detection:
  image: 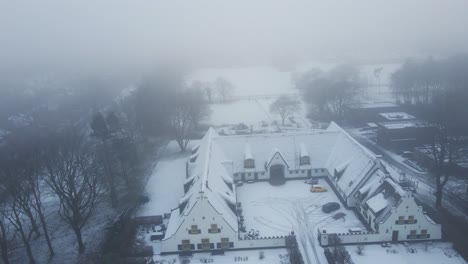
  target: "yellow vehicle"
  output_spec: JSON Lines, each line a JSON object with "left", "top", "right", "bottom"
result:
{"left": 310, "top": 185, "right": 327, "bottom": 192}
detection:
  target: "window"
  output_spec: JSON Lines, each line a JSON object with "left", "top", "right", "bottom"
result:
{"left": 321, "top": 169, "right": 325, "bottom": 172}
{"left": 247, "top": 173, "right": 251, "bottom": 176}
{"left": 200, "top": 238, "right": 211, "bottom": 250}
{"left": 300, "top": 156, "right": 310, "bottom": 165}
{"left": 261, "top": 172, "right": 265, "bottom": 175}
{"left": 295, "top": 170, "right": 299, "bottom": 174}
{"left": 244, "top": 159, "right": 255, "bottom": 168}
{"left": 219, "top": 238, "right": 232, "bottom": 249}
{"left": 407, "top": 215, "right": 415, "bottom": 224}
{"left": 420, "top": 229, "right": 428, "bottom": 239}
{"left": 396, "top": 216, "right": 405, "bottom": 225}
{"left": 209, "top": 224, "right": 220, "bottom": 233}
{"left": 301, "top": 170, "right": 305, "bottom": 173}
{"left": 189, "top": 225, "right": 201, "bottom": 234}
{"left": 409, "top": 230, "right": 417, "bottom": 239}
{"left": 181, "top": 240, "right": 192, "bottom": 251}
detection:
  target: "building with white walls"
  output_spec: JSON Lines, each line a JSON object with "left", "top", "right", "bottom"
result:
{"left": 161, "top": 122, "right": 441, "bottom": 254}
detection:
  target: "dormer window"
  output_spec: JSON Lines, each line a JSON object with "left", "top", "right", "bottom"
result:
{"left": 300, "top": 156, "right": 310, "bottom": 165}
{"left": 299, "top": 143, "right": 310, "bottom": 166}
{"left": 189, "top": 225, "right": 201, "bottom": 234}
{"left": 244, "top": 144, "right": 254, "bottom": 168}
{"left": 244, "top": 159, "right": 255, "bottom": 168}
{"left": 209, "top": 224, "right": 221, "bottom": 233}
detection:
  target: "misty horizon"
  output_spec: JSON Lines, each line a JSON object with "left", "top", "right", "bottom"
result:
{"left": 1, "top": 0, "right": 468, "bottom": 73}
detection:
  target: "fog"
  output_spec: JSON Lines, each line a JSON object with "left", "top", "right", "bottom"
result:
{"left": 2, "top": 0, "right": 468, "bottom": 72}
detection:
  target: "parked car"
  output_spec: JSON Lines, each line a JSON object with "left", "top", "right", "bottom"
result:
{"left": 401, "top": 151, "right": 414, "bottom": 159}
{"left": 305, "top": 179, "right": 319, "bottom": 185}
{"left": 348, "top": 227, "right": 362, "bottom": 233}
{"left": 310, "top": 185, "right": 327, "bottom": 192}
{"left": 322, "top": 202, "right": 340, "bottom": 213}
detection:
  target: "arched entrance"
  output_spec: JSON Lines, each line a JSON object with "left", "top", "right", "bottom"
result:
{"left": 269, "top": 164, "right": 285, "bottom": 185}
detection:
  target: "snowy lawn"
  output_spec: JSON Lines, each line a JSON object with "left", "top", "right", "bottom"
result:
{"left": 138, "top": 140, "right": 200, "bottom": 217}
{"left": 210, "top": 99, "right": 274, "bottom": 127}
{"left": 347, "top": 242, "right": 467, "bottom": 264}
{"left": 154, "top": 248, "right": 289, "bottom": 264}
{"left": 236, "top": 180, "right": 365, "bottom": 238}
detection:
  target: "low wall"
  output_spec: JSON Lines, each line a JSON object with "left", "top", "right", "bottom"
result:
{"left": 318, "top": 230, "right": 389, "bottom": 246}
{"left": 236, "top": 236, "right": 286, "bottom": 249}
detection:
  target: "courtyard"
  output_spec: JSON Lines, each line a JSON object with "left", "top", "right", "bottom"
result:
{"left": 236, "top": 179, "right": 365, "bottom": 238}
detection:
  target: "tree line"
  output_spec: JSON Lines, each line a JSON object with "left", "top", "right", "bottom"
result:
{"left": 0, "top": 71, "right": 210, "bottom": 263}
{"left": 391, "top": 55, "right": 468, "bottom": 207}
{"left": 295, "top": 65, "right": 362, "bottom": 121}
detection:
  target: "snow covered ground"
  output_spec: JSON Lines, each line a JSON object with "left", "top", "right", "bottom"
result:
{"left": 137, "top": 140, "right": 200, "bottom": 217}
{"left": 236, "top": 180, "right": 365, "bottom": 238}
{"left": 347, "top": 242, "right": 467, "bottom": 264}
{"left": 209, "top": 97, "right": 311, "bottom": 131}
{"left": 189, "top": 63, "right": 399, "bottom": 99}
{"left": 193, "top": 63, "right": 399, "bottom": 130}
{"left": 210, "top": 99, "right": 274, "bottom": 127}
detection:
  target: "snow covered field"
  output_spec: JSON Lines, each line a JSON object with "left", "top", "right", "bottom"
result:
{"left": 209, "top": 97, "right": 311, "bottom": 132}
{"left": 138, "top": 140, "right": 200, "bottom": 217}
{"left": 236, "top": 180, "right": 365, "bottom": 238}
{"left": 210, "top": 99, "right": 274, "bottom": 127}
{"left": 193, "top": 63, "right": 400, "bottom": 129}
{"left": 347, "top": 242, "right": 467, "bottom": 264}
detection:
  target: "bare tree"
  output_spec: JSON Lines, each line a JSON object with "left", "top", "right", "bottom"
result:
{"left": 4, "top": 127, "right": 55, "bottom": 257}
{"left": 90, "top": 112, "right": 118, "bottom": 208}
{"left": 43, "top": 128, "right": 103, "bottom": 253}
{"left": 0, "top": 217, "right": 10, "bottom": 264}
{"left": 214, "top": 77, "right": 234, "bottom": 102}
{"left": 298, "top": 65, "right": 361, "bottom": 120}
{"left": 170, "top": 88, "right": 210, "bottom": 152}
{"left": 0, "top": 138, "right": 42, "bottom": 264}
{"left": 420, "top": 90, "right": 463, "bottom": 207}
{"left": 270, "top": 95, "right": 301, "bottom": 126}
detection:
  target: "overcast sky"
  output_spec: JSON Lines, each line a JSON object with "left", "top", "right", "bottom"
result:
{"left": 1, "top": 0, "right": 468, "bottom": 71}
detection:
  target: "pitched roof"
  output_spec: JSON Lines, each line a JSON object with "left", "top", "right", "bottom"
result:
{"left": 165, "top": 128, "right": 238, "bottom": 239}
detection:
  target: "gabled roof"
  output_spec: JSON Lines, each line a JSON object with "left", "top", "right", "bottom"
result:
{"left": 325, "top": 127, "right": 379, "bottom": 197}
{"left": 266, "top": 147, "right": 290, "bottom": 168}
{"left": 165, "top": 128, "right": 238, "bottom": 240}
{"left": 362, "top": 176, "right": 408, "bottom": 223}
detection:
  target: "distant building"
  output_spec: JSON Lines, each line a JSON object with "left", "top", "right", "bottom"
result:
{"left": 161, "top": 123, "right": 441, "bottom": 254}
{"left": 346, "top": 102, "right": 401, "bottom": 125}
{"left": 376, "top": 120, "right": 436, "bottom": 150}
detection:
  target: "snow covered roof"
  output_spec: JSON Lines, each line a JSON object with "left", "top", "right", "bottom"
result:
{"left": 165, "top": 127, "right": 238, "bottom": 239}
{"left": 166, "top": 122, "right": 400, "bottom": 239}
{"left": 366, "top": 193, "right": 387, "bottom": 214}
{"left": 379, "top": 112, "right": 415, "bottom": 121}
{"left": 244, "top": 143, "right": 253, "bottom": 160}
{"left": 324, "top": 123, "right": 380, "bottom": 197}
{"left": 299, "top": 143, "right": 309, "bottom": 157}
{"left": 213, "top": 130, "right": 338, "bottom": 172}
{"left": 361, "top": 175, "right": 407, "bottom": 223}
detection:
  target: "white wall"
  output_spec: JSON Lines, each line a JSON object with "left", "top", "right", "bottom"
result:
{"left": 319, "top": 197, "right": 442, "bottom": 246}
{"left": 236, "top": 237, "right": 286, "bottom": 248}
{"left": 379, "top": 197, "right": 442, "bottom": 241}
{"left": 161, "top": 198, "right": 238, "bottom": 253}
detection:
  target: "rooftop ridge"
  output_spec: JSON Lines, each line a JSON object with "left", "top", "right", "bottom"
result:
{"left": 329, "top": 122, "right": 378, "bottom": 162}
{"left": 200, "top": 128, "right": 217, "bottom": 193}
